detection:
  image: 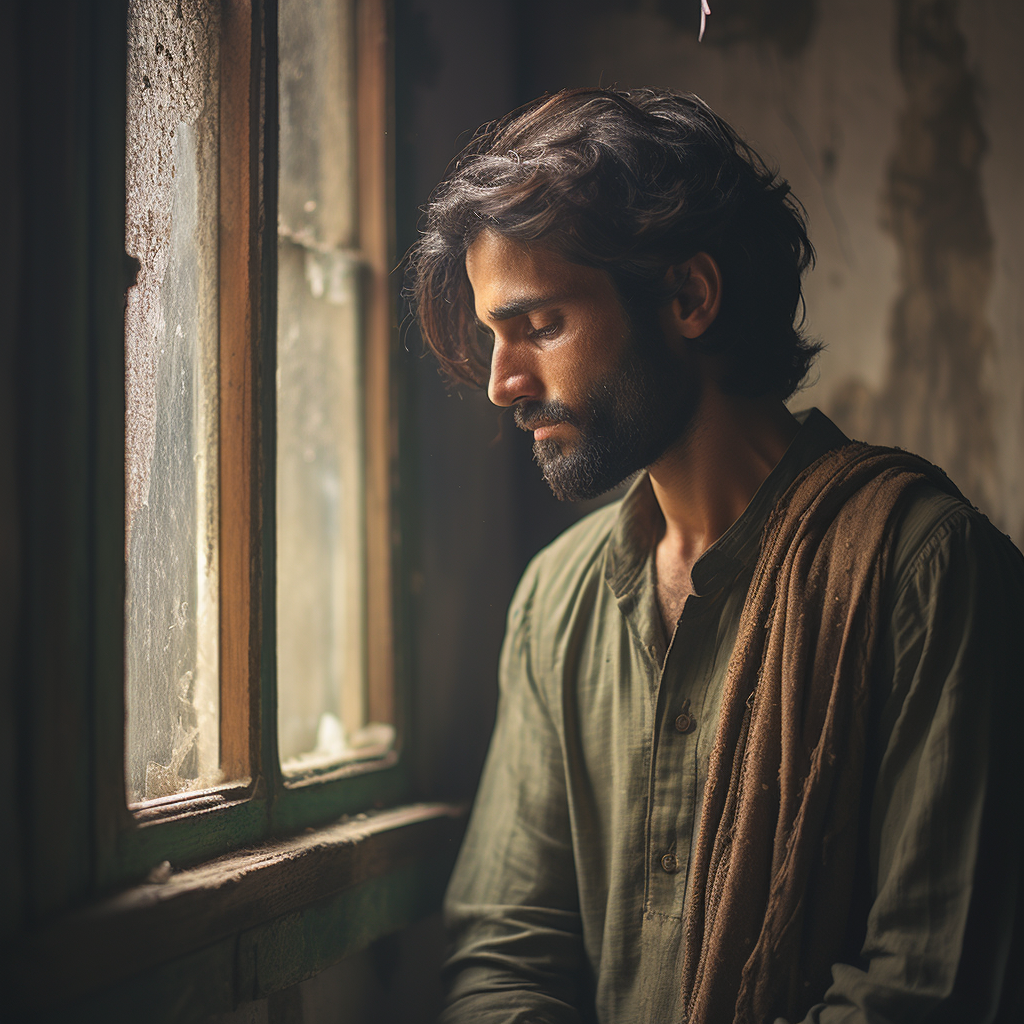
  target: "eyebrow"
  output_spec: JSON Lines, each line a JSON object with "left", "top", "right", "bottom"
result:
{"left": 482, "top": 293, "right": 569, "bottom": 323}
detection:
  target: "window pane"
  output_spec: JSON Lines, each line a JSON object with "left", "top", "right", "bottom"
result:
{"left": 124, "top": 0, "right": 221, "bottom": 805}
{"left": 277, "top": 0, "right": 392, "bottom": 774}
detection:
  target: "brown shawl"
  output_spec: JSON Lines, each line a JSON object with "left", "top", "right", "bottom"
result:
{"left": 680, "top": 443, "right": 965, "bottom": 1024}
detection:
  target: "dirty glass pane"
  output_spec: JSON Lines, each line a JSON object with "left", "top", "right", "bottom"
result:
{"left": 124, "top": 0, "right": 221, "bottom": 805}
{"left": 276, "top": 0, "right": 392, "bottom": 774}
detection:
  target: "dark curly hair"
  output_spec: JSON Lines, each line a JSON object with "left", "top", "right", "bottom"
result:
{"left": 406, "top": 87, "right": 821, "bottom": 400}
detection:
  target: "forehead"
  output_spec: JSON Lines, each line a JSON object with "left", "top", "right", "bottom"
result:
{"left": 465, "top": 229, "right": 615, "bottom": 320}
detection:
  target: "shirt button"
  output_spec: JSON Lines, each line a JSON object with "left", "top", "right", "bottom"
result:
{"left": 660, "top": 852, "right": 678, "bottom": 874}
{"left": 674, "top": 699, "right": 695, "bottom": 733}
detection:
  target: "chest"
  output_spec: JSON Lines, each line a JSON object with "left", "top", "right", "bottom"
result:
{"left": 655, "top": 542, "right": 698, "bottom": 636}
{"left": 556, "top": 574, "right": 751, "bottom": 932}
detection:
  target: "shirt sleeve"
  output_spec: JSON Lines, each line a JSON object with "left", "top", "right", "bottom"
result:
{"left": 439, "top": 563, "right": 591, "bottom": 1024}
{"left": 791, "top": 502, "right": 1024, "bottom": 1023}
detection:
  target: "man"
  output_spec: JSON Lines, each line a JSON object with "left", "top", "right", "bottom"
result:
{"left": 407, "top": 88, "right": 1024, "bottom": 1023}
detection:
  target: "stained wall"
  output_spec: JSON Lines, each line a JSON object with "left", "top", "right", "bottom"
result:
{"left": 523, "top": 0, "right": 1024, "bottom": 543}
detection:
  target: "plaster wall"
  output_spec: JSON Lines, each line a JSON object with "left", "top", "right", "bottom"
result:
{"left": 527, "top": 0, "right": 1024, "bottom": 542}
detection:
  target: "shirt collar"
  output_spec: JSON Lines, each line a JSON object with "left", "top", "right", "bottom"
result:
{"left": 604, "top": 408, "right": 850, "bottom": 601}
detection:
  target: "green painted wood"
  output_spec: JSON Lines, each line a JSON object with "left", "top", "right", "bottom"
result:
{"left": 24, "top": 830, "right": 458, "bottom": 1023}
{"left": 270, "top": 758, "right": 407, "bottom": 834}
{"left": 99, "top": 745, "right": 412, "bottom": 889}
{"left": 108, "top": 796, "right": 271, "bottom": 886}
{"left": 237, "top": 854, "right": 454, "bottom": 1001}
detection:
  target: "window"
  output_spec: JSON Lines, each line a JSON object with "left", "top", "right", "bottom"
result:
{"left": 10, "top": 0, "right": 457, "bottom": 1015}
{"left": 124, "top": 0, "right": 224, "bottom": 805}
{"left": 275, "top": 0, "right": 395, "bottom": 777}
{"left": 122, "top": 0, "right": 399, "bottom": 825}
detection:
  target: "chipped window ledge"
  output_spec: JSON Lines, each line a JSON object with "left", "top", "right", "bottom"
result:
{"left": 7, "top": 802, "right": 466, "bottom": 1016}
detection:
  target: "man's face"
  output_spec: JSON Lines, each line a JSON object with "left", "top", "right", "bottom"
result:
{"left": 465, "top": 230, "right": 702, "bottom": 501}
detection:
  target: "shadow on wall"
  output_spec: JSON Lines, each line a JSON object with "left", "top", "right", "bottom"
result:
{"left": 874, "top": 0, "right": 995, "bottom": 515}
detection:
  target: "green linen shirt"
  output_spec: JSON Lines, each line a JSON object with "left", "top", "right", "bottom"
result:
{"left": 440, "top": 408, "right": 1024, "bottom": 1024}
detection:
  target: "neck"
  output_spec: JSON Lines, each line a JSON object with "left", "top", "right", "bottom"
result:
{"left": 648, "top": 386, "right": 800, "bottom": 565}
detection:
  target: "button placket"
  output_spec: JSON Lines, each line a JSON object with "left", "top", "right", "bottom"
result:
{"left": 645, "top": 587, "right": 720, "bottom": 916}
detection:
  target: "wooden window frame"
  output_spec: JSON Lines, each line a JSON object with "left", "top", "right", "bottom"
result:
{"left": 8, "top": 1, "right": 464, "bottom": 1017}
{"left": 219, "top": 0, "right": 261, "bottom": 794}
{"left": 99, "top": 0, "right": 409, "bottom": 883}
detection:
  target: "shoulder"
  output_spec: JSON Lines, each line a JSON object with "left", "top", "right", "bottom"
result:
{"left": 880, "top": 483, "right": 1024, "bottom": 700}
{"left": 889, "top": 482, "right": 1022, "bottom": 600}
{"left": 505, "top": 497, "right": 625, "bottom": 660}
{"left": 873, "top": 481, "right": 1024, "bottom": 766}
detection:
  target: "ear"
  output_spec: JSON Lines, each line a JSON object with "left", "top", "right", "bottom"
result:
{"left": 664, "top": 252, "right": 722, "bottom": 340}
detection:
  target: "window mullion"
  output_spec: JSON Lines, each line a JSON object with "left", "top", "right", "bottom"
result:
{"left": 219, "top": 0, "right": 261, "bottom": 786}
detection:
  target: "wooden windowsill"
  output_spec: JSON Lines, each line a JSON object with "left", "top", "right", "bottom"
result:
{"left": 8, "top": 802, "right": 466, "bottom": 1015}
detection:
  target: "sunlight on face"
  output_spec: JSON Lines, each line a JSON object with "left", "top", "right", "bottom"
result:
{"left": 466, "top": 230, "right": 702, "bottom": 500}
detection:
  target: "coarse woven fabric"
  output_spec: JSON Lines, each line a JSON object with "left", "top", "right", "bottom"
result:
{"left": 682, "top": 444, "right": 967, "bottom": 1022}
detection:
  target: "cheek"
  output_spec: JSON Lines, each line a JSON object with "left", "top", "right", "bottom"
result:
{"left": 563, "top": 316, "right": 630, "bottom": 381}
{"left": 556, "top": 358, "right": 588, "bottom": 399}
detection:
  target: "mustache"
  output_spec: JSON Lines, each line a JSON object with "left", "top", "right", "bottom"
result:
{"left": 513, "top": 399, "right": 583, "bottom": 432}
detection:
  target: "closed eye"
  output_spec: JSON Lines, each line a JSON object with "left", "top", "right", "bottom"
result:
{"left": 527, "top": 321, "right": 560, "bottom": 340}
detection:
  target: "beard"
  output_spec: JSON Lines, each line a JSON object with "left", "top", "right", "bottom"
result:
{"left": 514, "top": 324, "right": 702, "bottom": 502}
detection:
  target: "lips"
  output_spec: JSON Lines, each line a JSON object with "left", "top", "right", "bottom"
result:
{"left": 514, "top": 410, "right": 556, "bottom": 433}
{"left": 519, "top": 417, "right": 568, "bottom": 442}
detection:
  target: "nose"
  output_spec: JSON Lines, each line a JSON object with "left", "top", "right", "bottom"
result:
{"left": 487, "top": 335, "right": 541, "bottom": 408}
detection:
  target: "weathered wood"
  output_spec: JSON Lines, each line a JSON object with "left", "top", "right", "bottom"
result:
{"left": 8, "top": 802, "right": 465, "bottom": 1010}
{"left": 236, "top": 857, "right": 450, "bottom": 1001}
{"left": 116, "top": 787, "right": 268, "bottom": 880}
{"left": 358, "top": 0, "right": 397, "bottom": 730}
{"left": 219, "top": 0, "right": 261, "bottom": 782}
{"left": 269, "top": 751, "right": 406, "bottom": 834}
{"left": 51, "top": 860, "right": 453, "bottom": 1024}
